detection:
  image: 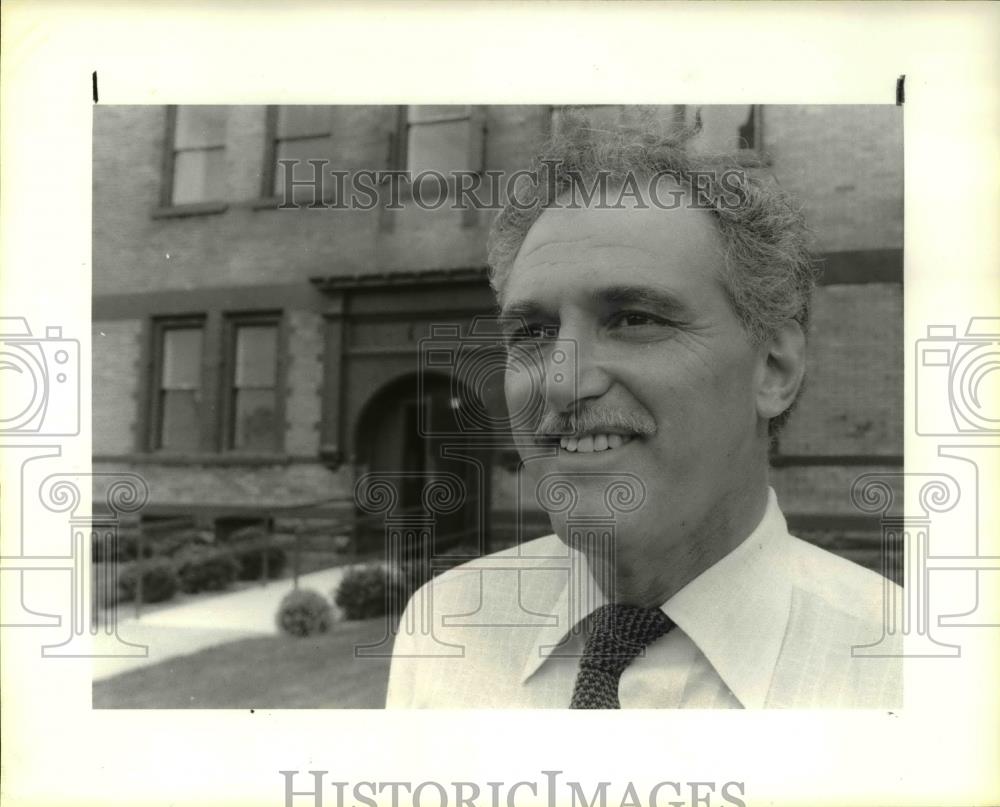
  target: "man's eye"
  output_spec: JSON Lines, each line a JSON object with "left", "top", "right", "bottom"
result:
{"left": 506, "top": 323, "right": 555, "bottom": 344}
{"left": 610, "top": 311, "right": 668, "bottom": 328}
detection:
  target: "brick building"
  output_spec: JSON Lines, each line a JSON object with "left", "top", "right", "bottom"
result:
{"left": 92, "top": 105, "right": 903, "bottom": 570}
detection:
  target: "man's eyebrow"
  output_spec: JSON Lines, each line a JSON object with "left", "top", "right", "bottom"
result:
{"left": 498, "top": 285, "right": 693, "bottom": 323}
{"left": 498, "top": 300, "right": 552, "bottom": 321}
{"left": 596, "top": 285, "right": 693, "bottom": 318}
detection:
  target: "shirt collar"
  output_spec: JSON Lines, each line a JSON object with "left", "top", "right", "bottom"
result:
{"left": 521, "top": 488, "right": 794, "bottom": 708}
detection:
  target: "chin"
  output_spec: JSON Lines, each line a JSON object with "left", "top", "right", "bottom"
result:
{"left": 548, "top": 509, "right": 657, "bottom": 563}
{"left": 550, "top": 525, "right": 662, "bottom": 607}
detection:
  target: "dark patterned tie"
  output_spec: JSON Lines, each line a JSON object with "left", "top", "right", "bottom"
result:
{"left": 569, "top": 603, "right": 675, "bottom": 709}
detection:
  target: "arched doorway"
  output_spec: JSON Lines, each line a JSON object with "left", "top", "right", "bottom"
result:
{"left": 354, "top": 372, "right": 491, "bottom": 557}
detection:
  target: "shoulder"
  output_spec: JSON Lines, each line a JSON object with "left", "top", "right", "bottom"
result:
{"left": 784, "top": 533, "right": 896, "bottom": 626}
{"left": 768, "top": 535, "right": 902, "bottom": 707}
{"left": 404, "top": 533, "right": 566, "bottom": 614}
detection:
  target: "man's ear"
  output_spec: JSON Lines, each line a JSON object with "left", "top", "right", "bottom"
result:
{"left": 755, "top": 320, "right": 806, "bottom": 422}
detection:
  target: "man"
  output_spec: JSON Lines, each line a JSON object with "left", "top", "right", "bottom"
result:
{"left": 386, "top": 115, "right": 901, "bottom": 709}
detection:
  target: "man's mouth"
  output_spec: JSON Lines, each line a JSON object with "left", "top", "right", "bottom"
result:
{"left": 532, "top": 405, "right": 655, "bottom": 454}
{"left": 555, "top": 433, "right": 637, "bottom": 453}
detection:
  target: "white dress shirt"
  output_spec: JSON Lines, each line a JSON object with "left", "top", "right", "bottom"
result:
{"left": 385, "top": 489, "right": 902, "bottom": 708}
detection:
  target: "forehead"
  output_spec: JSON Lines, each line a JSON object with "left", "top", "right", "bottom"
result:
{"left": 504, "top": 194, "right": 727, "bottom": 307}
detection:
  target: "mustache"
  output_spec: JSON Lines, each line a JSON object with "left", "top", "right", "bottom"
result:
{"left": 535, "top": 404, "right": 657, "bottom": 438}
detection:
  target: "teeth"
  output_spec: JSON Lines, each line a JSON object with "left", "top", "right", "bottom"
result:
{"left": 559, "top": 433, "right": 633, "bottom": 453}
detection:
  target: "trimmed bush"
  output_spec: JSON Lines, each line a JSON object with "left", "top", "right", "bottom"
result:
{"left": 218, "top": 519, "right": 270, "bottom": 544}
{"left": 175, "top": 547, "right": 241, "bottom": 594}
{"left": 117, "top": 559, "right": 179, "bottom": 604}
{"left": 92, "top": 529, "right": 152, "bottom": 563}
{"left": 276, "top": 588, "right": 332, "bottom": 637}
{"left": 149, "top": 528, "right": 206, "bottom": 558}
{"left": 92, "top": 527, "right": 205, "bottom": 563}
{"left": 334, "top": 564, "right": 409, "bottom": 621}
{"left": 236, "top": 546, "right": 287, "bottom": 581}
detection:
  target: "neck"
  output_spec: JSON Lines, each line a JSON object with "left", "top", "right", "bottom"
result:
{"left": 584, "top": 479, "right": 771, "bottom": 609}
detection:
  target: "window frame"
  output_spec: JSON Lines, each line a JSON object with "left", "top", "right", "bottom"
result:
{"left": 157, "top": 105, "right": 229, "bottom": 217}
{"left": 221, "top": 311, "right": 286, "bottom": 454}
{"left": 145, "top": 310, "right": 288, "bottom": 457}
{"left": 260, "top": 106, "right": 335, "bottom": 202}
{"left": 392, "top": 105, "right": 487, "bottom": 177}
{"left": 148, "top": 315, "right": 207, "bottom": 453}
{"left": 379, "top": 105, "right": 487, "bottom": 230}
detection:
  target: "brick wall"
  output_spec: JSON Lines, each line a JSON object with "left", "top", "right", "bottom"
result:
{"left": 94, "top": 105, "right": 903, "bottom": 293}
{"left": 92, "top": 104, "right": 903, "bottom": 545}
{"left": 765, "top": 105, "right": 904, "bottom": 253}
{"left": 92, "top": 460, "right": 352, "bottom": 510}
{"left": 92, "top": 107, "right": 164, "bottom": 295}
{"left": 780, "top": 283, "right": 903, "bottom": 457}
{"left": 770, "top": 465, "right": 902, "bottom": 518}
{"left": 284, "top": 310, "right": 324, "bottom": 456}
{"left": 92, "top": 319, "right": 142, "bottom": 455}
{"left": 93, "top": 106, "right": 392, "bottom": 296}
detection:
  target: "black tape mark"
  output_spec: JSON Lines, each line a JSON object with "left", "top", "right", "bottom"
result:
{"left": 92, "top": 71, "right": 99, "bottom": 104}
{"left": 896, "top": 74, "right": 905, "bottom": 106}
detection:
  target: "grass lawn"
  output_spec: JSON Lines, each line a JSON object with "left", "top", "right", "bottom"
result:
{"left": 93, "top": 617, "right": 394, "bottom": 709}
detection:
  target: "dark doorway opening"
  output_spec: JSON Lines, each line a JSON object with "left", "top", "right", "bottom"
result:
{"left": 354, "top": 373, "right": 491, "bottom": 560}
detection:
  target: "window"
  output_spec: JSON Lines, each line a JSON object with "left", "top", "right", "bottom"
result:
{"left": 153, "top": 322, "right": 204, "bottom": 451}
{"left": 167, "top": 106, "right": 227, "bottom": 205}
{"left": 269, "top": 106, "right": 333, "bottom": 198}
{"left": 400, "top": 105, "right": 484, "bottom": 174}
{"left": 148, "top": 313, "right": 286, "bottom": 456}
{"left": 226, "top": 318, "right": 280, "bottom": 451}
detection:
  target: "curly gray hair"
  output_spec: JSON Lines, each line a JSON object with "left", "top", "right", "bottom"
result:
{"left": 487, "top": 111, "right": 817, "bottom": 344}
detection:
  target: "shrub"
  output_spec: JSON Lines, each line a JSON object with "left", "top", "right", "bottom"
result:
{"left": 148, "top": 528, "right": 206, "bottom": 558}
{"left": 334, "top": 564, "right": 409, "bottom": 621}
{"left": 218, "top": 520, "right": 271, "bottom": 545}
{"left": 92, "top": 527, "right": 205, "bottom": 563}
{"left": 276, "top": 588, "right": 332, "bottom": 637}
{"left": 236, "top": 546, "right": 287, "bottom": 581}
{"left": 93, "top": 529, "right": 152, "bottom": 563}
{"left": 175, "top": 547, "right": 241, "bottom": 594}
{"left": 117, "top": 559, "right": 179, "bottom": 604}
{"left": 93, "top": 572, "right": 118, "bottom": 610}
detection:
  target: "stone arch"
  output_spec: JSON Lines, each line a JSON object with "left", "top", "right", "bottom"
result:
{"left": 352, "top": 370, "right": 494, "bottom": 554}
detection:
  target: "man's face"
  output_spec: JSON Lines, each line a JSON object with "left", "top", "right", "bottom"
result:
{"left": 501, "top": 193, "right": 770, "bottom": 601}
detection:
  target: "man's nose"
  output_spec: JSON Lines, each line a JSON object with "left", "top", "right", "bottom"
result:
{"left": 543, "top": 333, "right": 612, "bottom": 414}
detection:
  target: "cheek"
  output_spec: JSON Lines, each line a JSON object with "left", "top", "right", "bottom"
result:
{"left": 715, "top": 349, "right": 761, "bottom": 408}
{"left": 637, "top": 351, "right": 757, "bottom": 437}
{"left": 504, "top": 362, "right": 544, "bottom": 433}
{"left": 694, "top": 356, "right": 762, "bottom": 447}
{"left": 504, "top": 364, "right": 530, "bottom": 412}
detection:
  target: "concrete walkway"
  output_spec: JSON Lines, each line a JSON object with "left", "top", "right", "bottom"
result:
{"left": 92, "top": 566, "right": 350, "bottom": 681}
